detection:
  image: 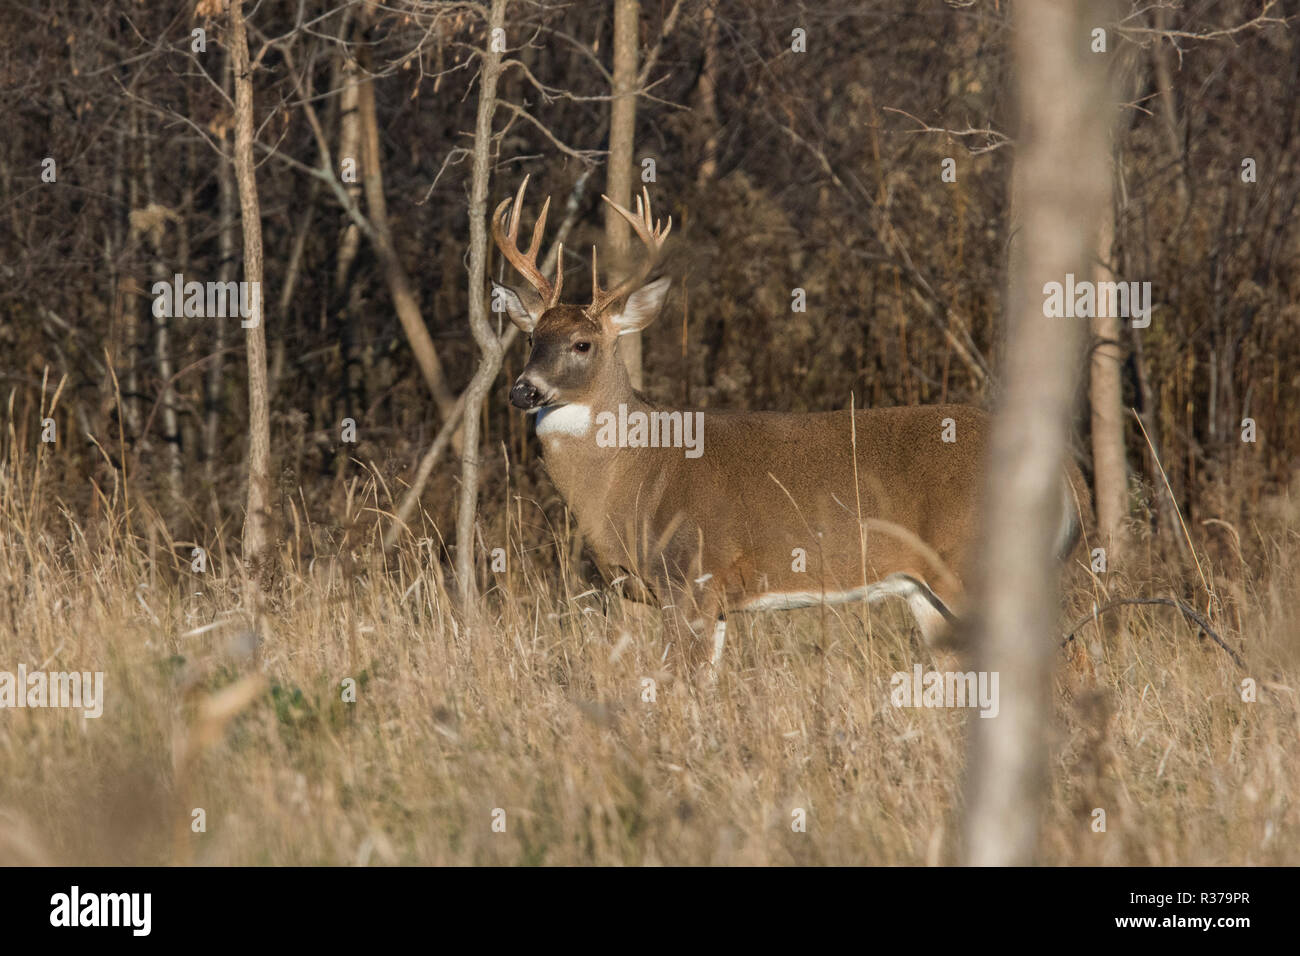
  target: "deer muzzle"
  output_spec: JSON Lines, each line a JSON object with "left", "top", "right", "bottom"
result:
{"left": 510, "top": 377, "right": 544, "bottom": 410}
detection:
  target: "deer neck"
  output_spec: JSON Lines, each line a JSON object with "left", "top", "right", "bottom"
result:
{"left": 536, "top": 349, "right": 647, "bottom": 440}
{"left": 534, "top": 348, "right": 656, "bottom": 491}
{"left": 533, "top": 354, "right": 659, "bottom": 553}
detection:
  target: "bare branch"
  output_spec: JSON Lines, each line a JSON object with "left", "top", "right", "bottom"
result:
{"left": 496, "top": 101, "right": 606, "bottom": 165}
{"left": 882, "top": 107, "right": 1012, "bottom": 155}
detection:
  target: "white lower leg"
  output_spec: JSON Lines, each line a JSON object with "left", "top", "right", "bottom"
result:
{"left": 710, "top": 618, "right": 727, "bottom": 667}
{"left": 907, "top": 595, "right": 952, "bottom": 645}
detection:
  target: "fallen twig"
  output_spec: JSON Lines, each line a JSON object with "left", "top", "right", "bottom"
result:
{"left": 1062, "top": 597, "right": 1244, "bottom": 669}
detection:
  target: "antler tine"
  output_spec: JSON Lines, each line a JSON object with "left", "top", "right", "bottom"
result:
{"left": 603, "top": 188, "right": 672, "bottom": 252}
{"left": 643, "top": 186, "right": 673, "bottom": 244}
{"left": 589, "top": 188, "right": 672, "bottom": 316}
{"left": 490, "top": 176, "right": 562, "bottom": 309}
{"left": 590, "top": 245, "right": 602, "bottom": 303}
{"left": 528, "top": 196, "right": 550, "bottom": 260}
{"left": 506, "top": 176, "right": 528, "bottom": 238}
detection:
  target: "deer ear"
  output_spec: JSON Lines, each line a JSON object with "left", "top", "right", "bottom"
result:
{"left": 609, "top": 276, "right": 671, "bottom": 335}
{"left": 492, "top": 280, "right": 540, "bottom": 333}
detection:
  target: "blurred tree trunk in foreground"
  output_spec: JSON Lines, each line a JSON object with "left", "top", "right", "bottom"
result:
{"left": 963, "top": 0, "right": 1114, "bottom": 865}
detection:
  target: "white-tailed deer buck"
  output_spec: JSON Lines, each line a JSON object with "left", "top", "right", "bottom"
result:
{"left": 491, "top": 178, "right": 1089, "bottom": 675}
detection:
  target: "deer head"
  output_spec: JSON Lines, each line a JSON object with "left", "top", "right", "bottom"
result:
{"left": 491, "top": 177, "right": 672, "bottom": 411}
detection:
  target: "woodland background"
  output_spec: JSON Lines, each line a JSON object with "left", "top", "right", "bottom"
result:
{"left": 3, "top": 0, "right": 1296, "bottom": 565}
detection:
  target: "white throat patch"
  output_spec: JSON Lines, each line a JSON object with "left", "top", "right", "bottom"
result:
{"left": 535, "top": 404, "right": 592, "bottom": 438}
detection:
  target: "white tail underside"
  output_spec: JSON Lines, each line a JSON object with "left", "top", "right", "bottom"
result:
{"left": 739, "top": 573, "right": 952, "bottom": 642}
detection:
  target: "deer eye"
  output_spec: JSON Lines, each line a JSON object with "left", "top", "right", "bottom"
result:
{"left": 573, "top": 341, "right": 591, "bottom": 353}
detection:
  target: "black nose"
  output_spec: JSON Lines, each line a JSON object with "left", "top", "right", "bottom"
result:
{"left": 510, "top": 379, "right": 542, "bottom": 409}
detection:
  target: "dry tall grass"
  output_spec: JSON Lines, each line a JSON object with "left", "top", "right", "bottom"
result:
{"left": 1, "top": 429, "right": 1297, "bottom": 865}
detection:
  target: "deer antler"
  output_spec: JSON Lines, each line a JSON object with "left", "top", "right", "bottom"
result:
{"left": 589, "top": 186, "right": 672, "bottom": 316}
{"left": 491, "top": 175, "right": 563, "bottom": 310}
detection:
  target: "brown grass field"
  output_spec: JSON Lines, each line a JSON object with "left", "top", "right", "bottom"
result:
{"left": 1, "top": 423, "right": 1297, "bottom": 868}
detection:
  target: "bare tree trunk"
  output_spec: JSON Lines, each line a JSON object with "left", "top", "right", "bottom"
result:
{"left": 139, "top": 119, "right": 183, "bottom": 515}
{"left": 1150, "top": 4, "right": 1188, "bottom": 207}
{"left": 205, "top": 52, "right": 235, "bottom": 490}
{"left": 695, "top": 0, "right": 720, "bottom": 187}
{"left": 606, "top": 0, "right": 642, "bottom": 387}
{"left": 124, "top": 111, "right": 142, "bottom": 440}
{"left": 357, "top": 60, "right": 459, "bottom": 422}
{"left": 963, "top": 0, "right": 1113, "bottom": 866}
{"left": 230, "top": 0, "right": 274, "bottom": 582}
{"left": 106, "top": 123, "right": 131, "bottom": 445}
{"left": 337, "top": 54, "right": 366, "bottom": 419}
{"left": 154, "top": 228, "right": 182, "bottom": 512}
{"left": 271, "top": 182, "right": 315, "bottom": 399}
{"left": 335, "top": 55, "right": 363, "bottom": 300}
{"left": 1090, "top": 191, "right": 1128, "bottom": 555}
{"left": 454, "top": 0, "right": 508, "bottom": 611}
